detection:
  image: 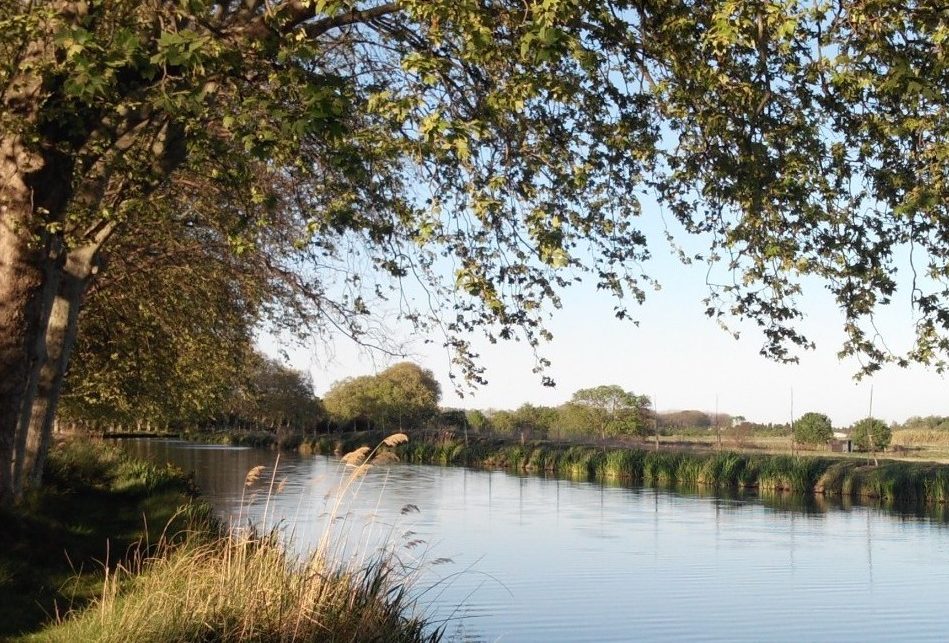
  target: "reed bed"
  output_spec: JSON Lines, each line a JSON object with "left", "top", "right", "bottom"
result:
{"left": 892, "top": 429, "right": 949, "bottom": 447}
{"left": 299, "top": 433, "right": 949, "bottom": 507}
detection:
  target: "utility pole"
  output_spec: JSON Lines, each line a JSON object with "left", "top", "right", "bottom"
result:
{"left": 715, "top": 394, "right": 721, "bottom": 451}
{"left": 790, "top": 387, "right": 796, "bottom": 456}
{"left": 653, "top": 395, "right": 659, "bottom": 452}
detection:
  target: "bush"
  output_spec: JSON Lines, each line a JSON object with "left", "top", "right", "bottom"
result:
{"left": 851, "top": 417, "right": 892, "bottom": 451}
{"left": 793, "top": 412, "right": 833, "bottom": 446}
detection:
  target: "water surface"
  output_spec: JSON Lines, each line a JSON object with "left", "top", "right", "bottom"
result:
{"left": 125, "top": 439, "right": 949, "bottom": 641}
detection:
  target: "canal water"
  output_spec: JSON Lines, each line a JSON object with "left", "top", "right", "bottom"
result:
{"left": 124, "top": 439, "right": 949, "bottom": 641}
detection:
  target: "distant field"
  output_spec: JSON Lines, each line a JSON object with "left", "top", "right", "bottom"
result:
{"left": 653, "top": 431, "right": 949, "bottom": 465}
{"left": 892, "top": 429, "right": 949, "bottom": 447}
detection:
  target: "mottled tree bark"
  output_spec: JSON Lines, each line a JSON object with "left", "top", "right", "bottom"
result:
{"left": 0, "top": 134, "right": 66, "bottom": 504}
{"left": 0, "top": 22, "right": 72, "bottom": 505}
{"left": 19, "top": 247, "right": 98, "bottom": 493}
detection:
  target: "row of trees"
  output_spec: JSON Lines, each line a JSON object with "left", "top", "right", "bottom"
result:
{"left": 60, "top": 347, "right": 327, "bottom": 434}
{"left": 897, "top": 416, "right": 949, "bottom": 433}
{"left": 658, "top": 411, "right": 733, "bottom": 431}
{"left": 316, "top": 377, "right": 655, "bottom": 440}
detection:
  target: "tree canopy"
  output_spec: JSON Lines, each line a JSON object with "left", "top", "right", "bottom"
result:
{"left": 323, "top": 362, "right": 440, "bottom": 430}
{"left": 570, "top": 385, "right": 651, "bottom": 439}
{"left": 220, "top": 353, "right": 326, "bottom": 432}
{"left": 793, "top": 412, "right": 834, "bottom": 446}
{"left": 851, "top": 417, "right": 893, "bottom": 452}
{"left": 1, "top": 0, "right": 947, "bottom": 502}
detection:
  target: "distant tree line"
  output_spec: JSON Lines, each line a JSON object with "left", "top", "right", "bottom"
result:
{"left": 58, "top": 339, "right": 903, "bottom": 454}
{"left": 455, "top": 386, "right": 652, "bottom": 442}
{"left": 897, "top": 416, "right": 949, "bottom": 432}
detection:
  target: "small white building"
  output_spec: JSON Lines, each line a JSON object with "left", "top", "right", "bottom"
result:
{"left": 830, "top": 431, "right": 852, "bottom": 453}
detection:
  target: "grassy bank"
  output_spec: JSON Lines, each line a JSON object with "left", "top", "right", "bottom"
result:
{"left": 294, "top": 432, "right": 949, "bottom": 507}
{"left": 180, "top": 428, "right": 305, "bottom": 450}
{"left": 3, "top": 438, "right": 438, "bottom": 642}
{"left": 0, "top": 439, "right": 200, "bottom": 638}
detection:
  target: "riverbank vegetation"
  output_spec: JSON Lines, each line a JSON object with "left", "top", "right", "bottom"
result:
{"left": 294, "top": 431, "right": 949, "bottom": 508}
{"left": 0, "top": 439, "right": 200, "bottom": 637}
{"left": 2, "top": 438, "right": 438, "bottom": 642}
{"left": 161, "top": 363, "right": 949, "bottom": 466}
{"left": 38, "top": 529, "right": 435, "bottom": 643}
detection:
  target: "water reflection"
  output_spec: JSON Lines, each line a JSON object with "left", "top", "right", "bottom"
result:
{"left": 125, "top": 439, "right": 949, "bottom": 642}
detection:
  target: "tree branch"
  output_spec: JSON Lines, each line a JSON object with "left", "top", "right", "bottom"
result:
{"left": 241, "top": 1, "right": 401, "bottom": 40}
{"left": 302, "top": 2, "right": 401, "bottom": 39}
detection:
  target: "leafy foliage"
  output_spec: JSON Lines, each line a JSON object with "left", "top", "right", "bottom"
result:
{"left": 323, "top": 362, "right": 441, "bottom": 430}
{"left": 6, "top": 0, "right": 947, "bottom": 389}
{"left": 793, "top": 412, "right": 834, "bottom": 446}
{"left": 221, "top": 353, "right": 326, "bottom": 431}
{"left": 59, "top": 211, "right": 263, "bottom": 426}
{"left": 570, "top": 385, "right": 651, "bottom": 439}
{"left": 851, "top": 417, "right": 893, "bottom": 452}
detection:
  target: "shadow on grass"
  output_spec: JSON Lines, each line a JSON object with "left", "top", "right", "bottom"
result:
{"left": 0, "top": 441, "right": 199, "bottom": 639}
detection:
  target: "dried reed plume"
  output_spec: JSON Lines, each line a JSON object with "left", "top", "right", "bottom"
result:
{"left": 383, "top": 432, "right": 409, "bottom": 447}
{"left": 244, "top": 465, "right": 265, "bottom": 486}
{"left": 340, "top": 446, "right": 371, "bottom": 466}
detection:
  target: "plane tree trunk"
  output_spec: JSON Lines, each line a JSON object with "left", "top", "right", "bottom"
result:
{"left": 18, "top": 245, "right": 100, "bottom": 494}
{"left": 0, "top": 137, "right": 68, "bottom": 505}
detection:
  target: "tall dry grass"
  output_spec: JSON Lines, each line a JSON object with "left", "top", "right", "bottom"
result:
{"left": 892, "top": 429, "right": 949, "bottom": 447}
{"left": 40, "top": 433, "right": 440, "bottom": 643}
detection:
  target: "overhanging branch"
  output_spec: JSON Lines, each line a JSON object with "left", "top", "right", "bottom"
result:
{"left": 241, "top": 1, "right": 401, "bottom": 40}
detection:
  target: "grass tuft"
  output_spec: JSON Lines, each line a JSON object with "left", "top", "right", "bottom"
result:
{"left": 40, "top": 526, "right": 438, "bottom": 643}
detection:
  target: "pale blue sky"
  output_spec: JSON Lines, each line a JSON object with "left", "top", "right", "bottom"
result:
{"left": 260, "top": 197, "right": 949, "bottom": 428}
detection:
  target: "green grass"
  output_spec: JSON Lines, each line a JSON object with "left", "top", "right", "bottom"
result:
{"left": 599, "top": 449, "right": 645, "bottom": 481}
{"left": 0, "top": 439, "right": 203, "bottom": 638}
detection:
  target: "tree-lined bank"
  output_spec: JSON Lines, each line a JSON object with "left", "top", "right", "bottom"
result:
{"left": 4, "top": 0, "right": 948, "bottom": 505}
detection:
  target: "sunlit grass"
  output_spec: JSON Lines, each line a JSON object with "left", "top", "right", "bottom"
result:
{"left": 38, "top": 527, "right": 435, "bottom": 643}
{"left": 892, "top": 429, "right": 949, "bottom": 448}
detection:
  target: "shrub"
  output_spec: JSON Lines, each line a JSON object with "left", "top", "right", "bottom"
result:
{"left": 44, "top": 440, "right": 125, "bottom": 488}
{"left": 793, "top": 412, "right": 833, "bottom": 446}
{"left": 851, "top": 418, "right": 892, "bottom": 451}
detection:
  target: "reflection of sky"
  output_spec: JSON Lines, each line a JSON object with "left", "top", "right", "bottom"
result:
{"left": 129, "top": 439, "right": 949, "bottom": 642}
{"left": 258, "top": 187, "right": 948, "bottom": 426}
